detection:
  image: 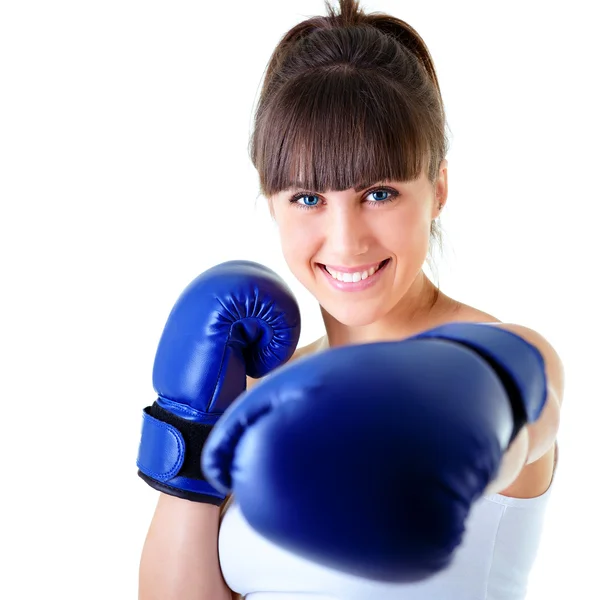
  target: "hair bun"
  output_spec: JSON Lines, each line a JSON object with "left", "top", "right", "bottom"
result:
{"left": 324, "top": 0, "right": 366, "bottom": 26}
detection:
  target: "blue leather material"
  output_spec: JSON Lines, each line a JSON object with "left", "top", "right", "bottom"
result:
{"left": 410, "top": 322, "right": 547, "bottom": 422}
{"left": 152, "top": 260, "right": 301, "bottom": 420}
{"left": 136, "top": 408, "right": 185, "bottom": 481}
{"left": 202, "top": 324, "right": 547, "bottom": 582}
{"left": 155, "top": 396, "right": 221, "bottom": 426}
{"left": 137, "top": 260, "right": 301, "bottom": 501}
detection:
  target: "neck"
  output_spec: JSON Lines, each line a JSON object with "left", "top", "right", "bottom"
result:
{"left": 320, "top": 270, "right": 446, "bottom": 348}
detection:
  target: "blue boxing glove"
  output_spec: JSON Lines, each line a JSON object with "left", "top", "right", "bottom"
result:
{"left": 201, "top": 322, "right": 546, "bottom": 578}
{"left": 136, "top": 260, "right": 301, "bottom": 505}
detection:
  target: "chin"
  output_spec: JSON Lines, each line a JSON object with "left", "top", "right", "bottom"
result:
{"left": 319, "top": 298, "right": 390, "bottom": 328}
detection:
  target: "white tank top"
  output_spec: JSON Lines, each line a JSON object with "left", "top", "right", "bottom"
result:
{"left": 219, "top": 454, "right": 557, "bottom": 600}
{"left": 218, "top": 336, "right": 558, "bottom": 599}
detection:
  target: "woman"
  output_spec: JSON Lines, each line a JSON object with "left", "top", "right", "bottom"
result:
{"left": 137, "top": 1, "right": 564, "bottom": 598}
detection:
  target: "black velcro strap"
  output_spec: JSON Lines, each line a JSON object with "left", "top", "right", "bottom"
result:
{"left": 147, "top": 401, "right": 214, "bottom": 481}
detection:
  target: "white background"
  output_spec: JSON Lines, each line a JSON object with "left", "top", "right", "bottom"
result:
{"left": 1, "top": 1, "right": 598, "bottom": 598}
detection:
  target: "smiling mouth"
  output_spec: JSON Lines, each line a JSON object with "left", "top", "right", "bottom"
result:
{"left": 317, "top": 258, "right": 390, "bottom": 283}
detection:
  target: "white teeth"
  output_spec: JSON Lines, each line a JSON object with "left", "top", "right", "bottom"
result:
{"left": 325, "top": 263, "right": 383, "bottom": 282}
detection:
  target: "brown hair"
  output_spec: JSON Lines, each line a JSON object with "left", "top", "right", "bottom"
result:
{"left": 249, "top": 0, "right": 449, "bottom": 293}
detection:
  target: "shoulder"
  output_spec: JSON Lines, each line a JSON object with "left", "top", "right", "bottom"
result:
{"left": 448, "top": 302, "right": 564, "bottom": 425}
{"left": 440, "top": 302, "right": 565, "bottom": 406}
{"left": 485, "top": 322, "right": 565, "bottom": 404}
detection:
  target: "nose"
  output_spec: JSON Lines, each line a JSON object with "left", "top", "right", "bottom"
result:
{"left": 325, "top": 205, "right": 370, "bottom": 258}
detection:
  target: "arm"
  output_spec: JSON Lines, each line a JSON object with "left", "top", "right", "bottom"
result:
{"left": 483, "top": 323, "right": 564, "bottom": 495}
{"left": 139, "top": 373, "right": 265, "bottom": 599}
{"left": 201, "top": 323, "right": 550, "bottom": 582}
{"left": 140, "top": 373, "right": 290, "bottom": 599}
{"left": 139, "top": 494, "right": 232, "bottom": 600}
{"left": 491, "top": 323, "right": 564, "bottom": 464}
{"left": 136, "top": 261, "right": 301, "bottom": 598}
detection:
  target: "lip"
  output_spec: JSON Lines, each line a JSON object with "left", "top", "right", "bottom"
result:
{"left": 318, "top": 259, "right": 390, "bottom": 292}
{"left": 320, "top": 260, "right": 384, "bottom": 273}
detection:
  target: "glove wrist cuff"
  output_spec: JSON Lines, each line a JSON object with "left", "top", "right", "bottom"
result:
{"left": 136, "top": 401, "right": 225, "bottom": 504}
{"left": 137, "top": 471, "right": 225, "bottom": 506}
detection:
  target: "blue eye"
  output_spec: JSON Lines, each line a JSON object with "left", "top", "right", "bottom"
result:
{"left": 298, "top": 195, "right": 320, "bottom": 207}
{"left": 369, "top": 190, "right": 391, "bottom": 202}
{"left": 364, "top": 188, "right": 400, "bottom": 205}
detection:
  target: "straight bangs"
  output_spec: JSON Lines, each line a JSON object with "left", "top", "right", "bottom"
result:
{"left": 252, "top": 67, "right": 435, "bottom": 198}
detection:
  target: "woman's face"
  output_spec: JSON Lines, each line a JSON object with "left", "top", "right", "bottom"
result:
{"left": 268, "top": 160, "right": 448, "bottom": 327}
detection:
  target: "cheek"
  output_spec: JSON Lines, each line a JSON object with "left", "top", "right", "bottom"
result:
{"left": 277, "top": 219, "right": 319, "bottom": 271}
{"left": 377, "top": 207, "right": 431, "bottom": 256}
